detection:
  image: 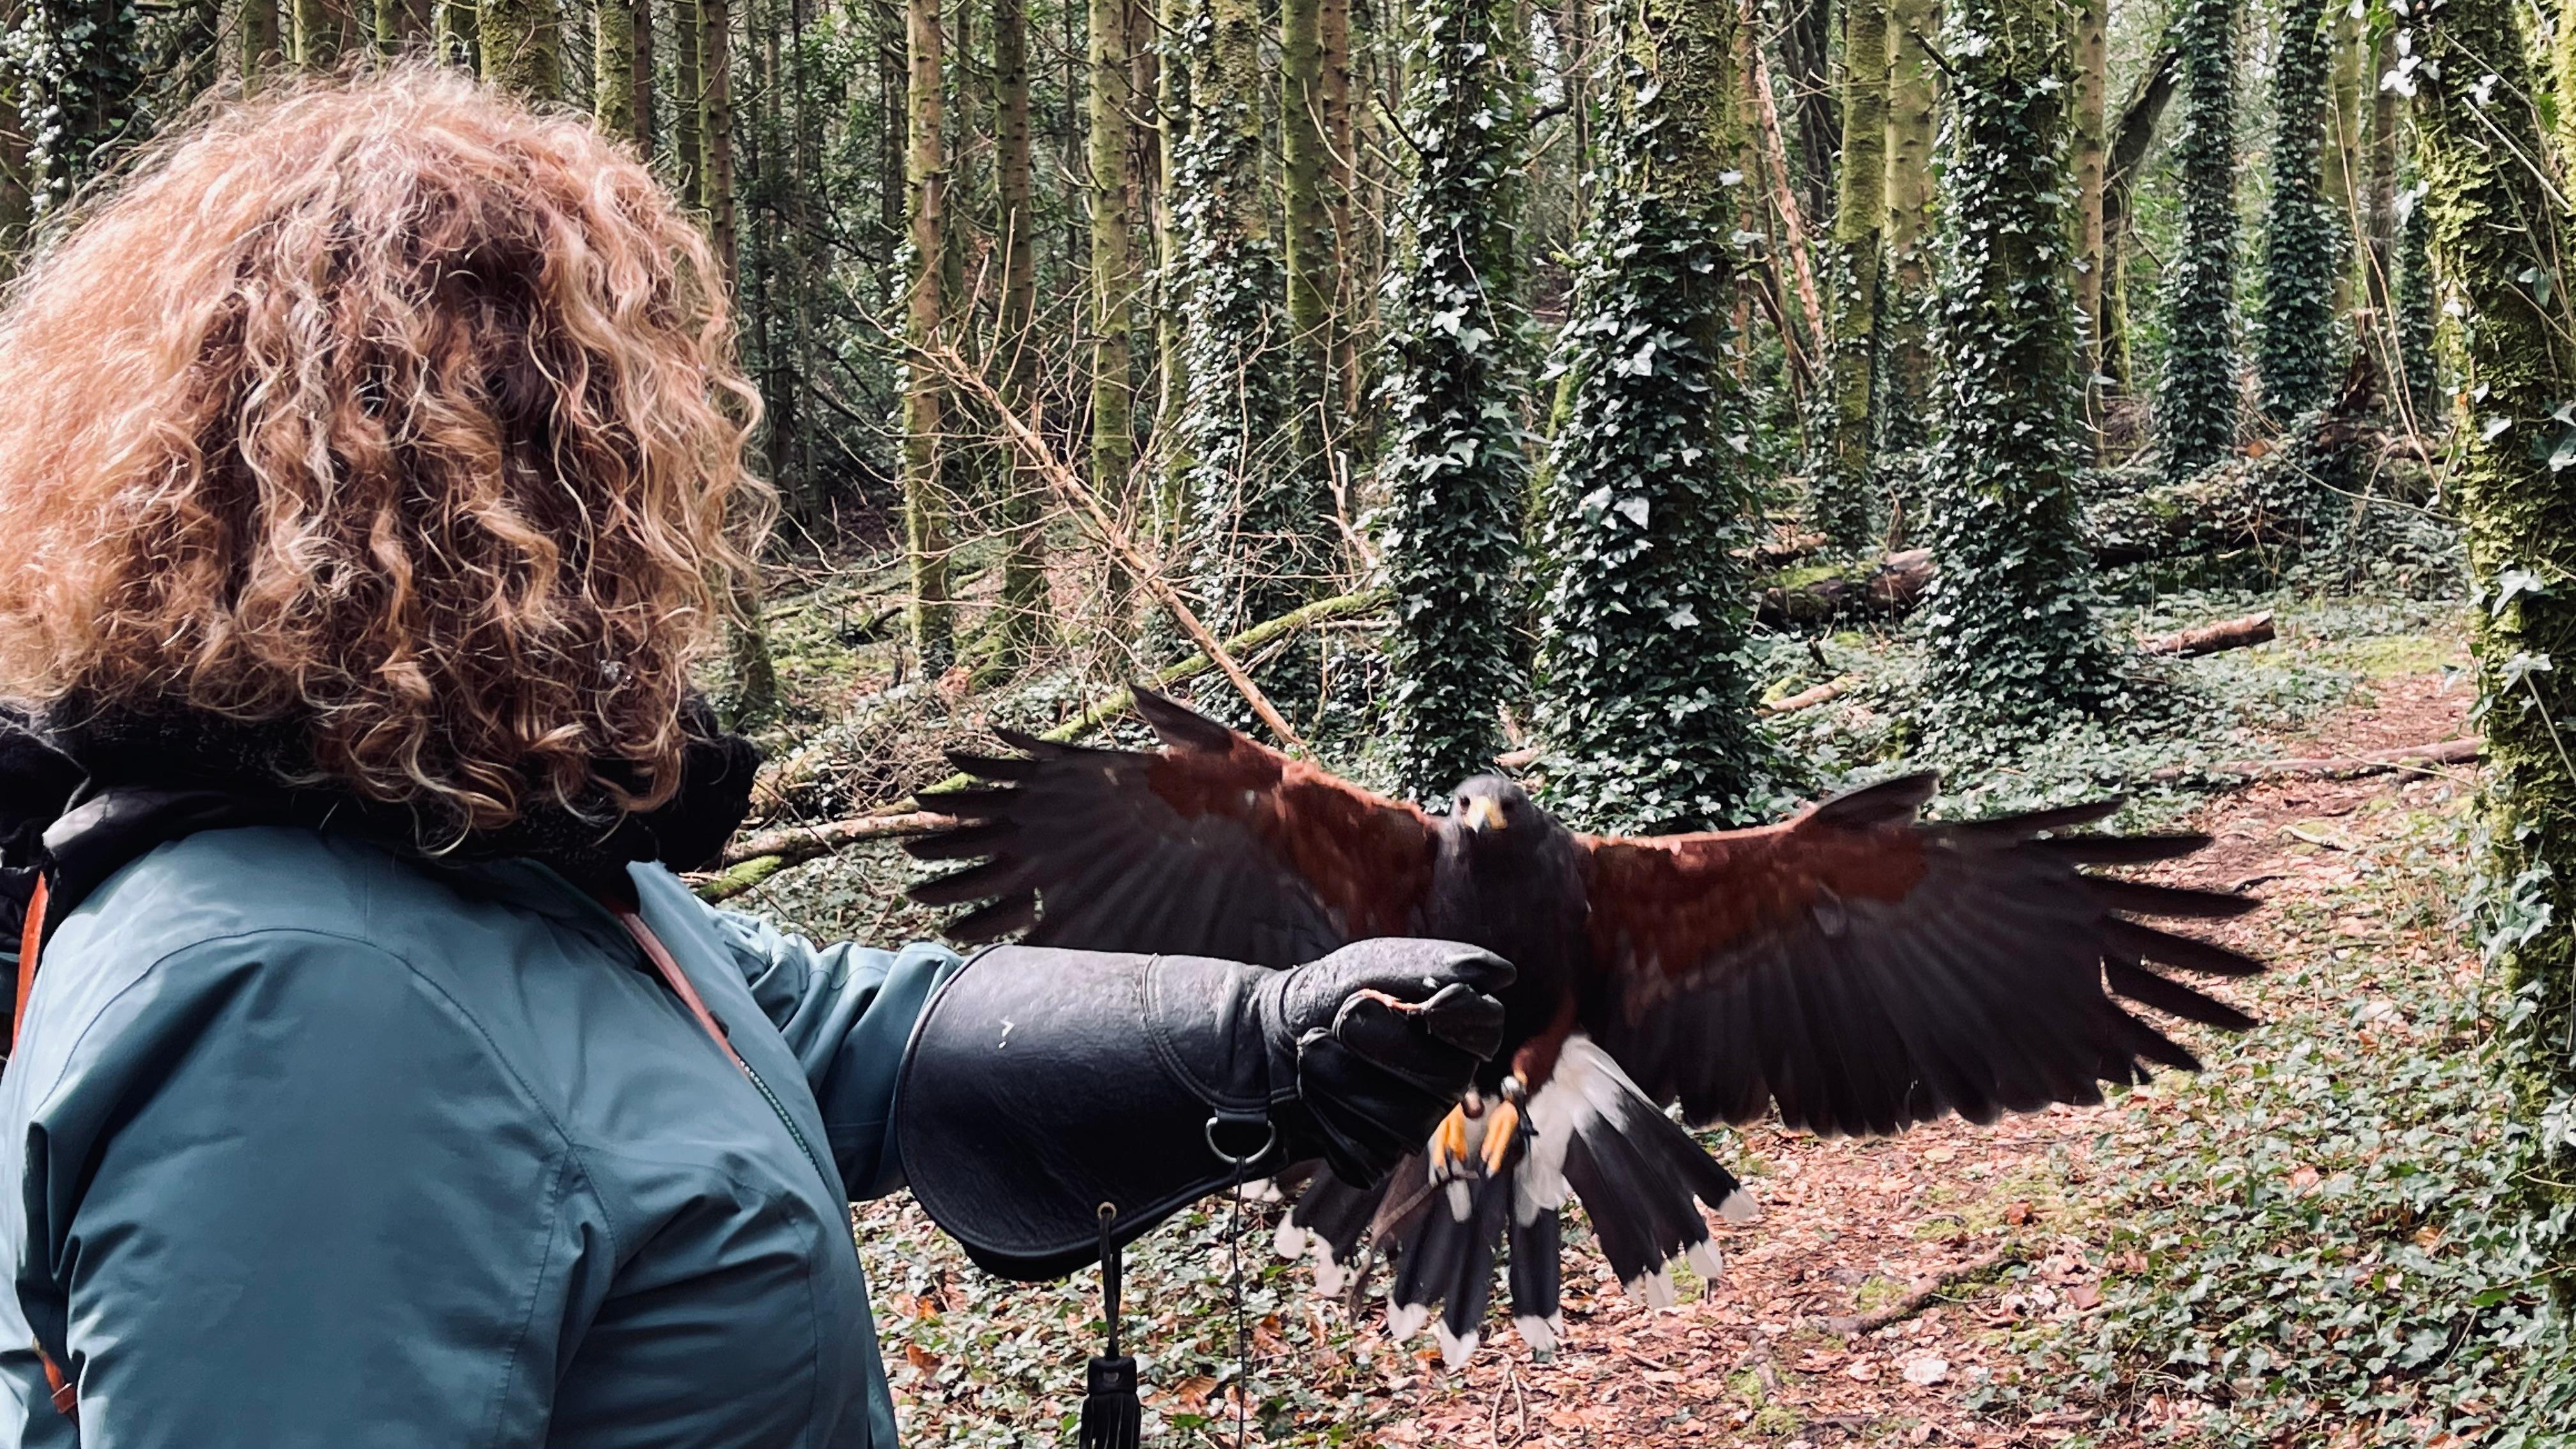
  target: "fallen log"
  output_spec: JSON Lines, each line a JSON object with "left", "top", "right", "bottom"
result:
{"left": 1764, "top": 677, "right": 1848, "bottom": 714}
{"left": 2152, "top": 737, "right": 2479, "bottom": 784}
{"left": 721, "top": 810, "right": 955, "bottom": 869}
{"left": 2142, "top": 610, "right": 2274, "bottom": 657}
{"left": 1758, "top": 549, "right": 1935, "bottom": 627}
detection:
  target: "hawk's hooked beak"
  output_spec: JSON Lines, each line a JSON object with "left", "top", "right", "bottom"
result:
{"left": 1462, "top": 797, "right": 1507, "bottom": 832}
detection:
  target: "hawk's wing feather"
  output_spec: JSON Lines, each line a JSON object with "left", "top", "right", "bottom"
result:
{"left": 905, "top": 689, "right": 1439, "bottom": 968}
{"left": 1579, "top": 773, "right": 2263, "bottom": 1137}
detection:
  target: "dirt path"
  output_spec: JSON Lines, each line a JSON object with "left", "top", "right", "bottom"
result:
{"left": 1353, "top": 667, "right": 2476, "bottom": 1449}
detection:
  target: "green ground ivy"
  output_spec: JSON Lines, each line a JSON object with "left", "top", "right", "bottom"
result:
{"left": 1529, "top": 0, "right": 1781, "bottom": 832}
{"left": 2414, "top": 0, "right": 2576, "bottom": 1266}
{"left": 1919, "top": 0, "right": 2119, "bottom": 746}
{"left": 1373, "top": 0, "right": 1530, "bottom": 802}
{"left": 2256, "top": 0, "right": 2339, "bottom": 424}
{"left": 2158, "top": 0, "right": 2244, "bottom": 479}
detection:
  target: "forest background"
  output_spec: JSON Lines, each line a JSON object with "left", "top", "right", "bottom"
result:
{"left": 13, "top": 0, "right": 2576, "bottom": 1437}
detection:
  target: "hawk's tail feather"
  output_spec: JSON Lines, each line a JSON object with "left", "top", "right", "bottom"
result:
{"left": 1275, "top": 1163, "right": 1389, "bottom": 1299}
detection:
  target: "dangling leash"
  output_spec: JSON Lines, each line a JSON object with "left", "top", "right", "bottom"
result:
{"left": 1078, "top": 1112, "right": 1272, "bottom": 1448}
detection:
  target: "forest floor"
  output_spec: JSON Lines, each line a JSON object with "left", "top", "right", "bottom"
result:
{"left": 732, "top": 579, "right": 2533, "bottom": 1447}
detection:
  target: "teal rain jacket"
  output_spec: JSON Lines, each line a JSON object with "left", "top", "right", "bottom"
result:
{"left": 0, "top": 824, "right": 961, "bottom": 1448}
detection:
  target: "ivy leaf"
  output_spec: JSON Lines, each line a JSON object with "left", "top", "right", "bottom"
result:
{"left": 2491, "top": 567, "right": 2549, "bottom": 616}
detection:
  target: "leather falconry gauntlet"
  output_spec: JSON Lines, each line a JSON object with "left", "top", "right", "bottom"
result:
{"left": 893, "top": 939, "right": 1512, "bottom": 1278}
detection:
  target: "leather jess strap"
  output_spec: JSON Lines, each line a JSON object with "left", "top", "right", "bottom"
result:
{"left": 1, "top": 884, "right": 739, "bottom": 1430}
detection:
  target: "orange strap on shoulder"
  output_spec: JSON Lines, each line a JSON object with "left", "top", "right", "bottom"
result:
{"left": 608, "top": 906, "right": 748, "bottom": 1076}
{"left": 12, "top": 873, "right": 47, "bottom": 1054}
{"left": 9, "top": 875, "right": 73, "bottom": 1425}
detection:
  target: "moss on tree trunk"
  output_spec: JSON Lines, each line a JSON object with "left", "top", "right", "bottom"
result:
{"left": 2414, "top": 0, "right": 2576, "bottom": 1256}
{"left": 1819, "top": 0, "right": 1890, "bottom": 554}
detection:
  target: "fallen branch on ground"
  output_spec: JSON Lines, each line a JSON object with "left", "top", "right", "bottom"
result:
{"left": 1765, "top": 677, "right": 1849, "bottom": 714}
{"left": 2142, "top": 610, "right": 2275, "bottom": 657}
{"left": 2152, "top": 737, "right": 2479, "bottom": 783}
{"left": 1800, "top": 1246, "right": 2022, "bottom": 1337}
{"left": 721, "top": 811, "right": 956, "bottom": 869}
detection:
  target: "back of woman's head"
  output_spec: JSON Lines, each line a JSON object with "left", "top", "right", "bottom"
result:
{"left": 0, "top": 67, "right": 769, "bottom": 834}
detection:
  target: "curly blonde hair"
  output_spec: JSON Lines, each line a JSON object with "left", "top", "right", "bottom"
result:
{"left": 0, "top": 68, "right": 771, "bottom": 834}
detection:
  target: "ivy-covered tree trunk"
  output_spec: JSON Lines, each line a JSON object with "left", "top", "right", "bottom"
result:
{"left": 2257, "top": 0, "right": 2336, "bottom": 422}
{"left": 2393, "top": 183, "right": 2434, "bottom": 422}
{"left": 2363, "top": 25, "right": 2400, "bottom": 318}
{"left": 1880, "top": 0, "right": 1942, "bottom": 464}
{"left": 1377, "top": 0, "right": 1528, "bottom": 801}
{"left": 1818, "top": 0, "right": 1889, "bottom": 554}
{"left": 902, "top": 0, "right": 954, "bottom": 669}
{"left": 0, "top": 0, "right": 27, "bottom": 273}
{"left": 2156, "top": 0, "right": 2240, "bottom": 479}
{"left": 986, "top": 0, "right": 1045, "bottom": 674}
{"left": 1532, "top": 0, "right": 1774, "bottom": 832}
{"left": 17, "top": 0, "right": 139, "bottom": 208}
{"left": 1177, "top": 0, "right": 1314, "bottom": 686}
{"left": 2324, "top": 1, "right": 2361, "bottom": 308}
{"left": 479, "top": 0, "right": 558, "bottom": 96}
{"left": 2414, "top": 0, "right": 2576, "bottom": 1238}
{"left": 1920, "top": 0, "right": 2114, "bottom": 744}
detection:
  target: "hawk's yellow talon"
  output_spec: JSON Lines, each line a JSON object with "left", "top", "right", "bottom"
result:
{"left": 1430, "top": 1103, "right": 1471, "bottom": 1178}
{"left": 1480, "top": 1099, "right": 1521, "bottom": 1176}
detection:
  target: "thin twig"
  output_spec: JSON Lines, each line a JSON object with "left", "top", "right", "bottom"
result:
{"left": 924, "top": 345, "right": 1310, "bottom": 753}
{"left": 1800, "top": 1246, "right": 2021, "bottom": 1337}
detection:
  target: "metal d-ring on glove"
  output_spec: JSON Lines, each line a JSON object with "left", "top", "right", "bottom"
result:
{"left": 892, "top": 939, "right": 1513, "bottom": 1280}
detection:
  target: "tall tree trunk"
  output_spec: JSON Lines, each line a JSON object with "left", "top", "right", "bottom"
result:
{"left": 2413, "top": 0, "right": 2576, "bottom": 1256}
{"left": 597, "top": 0, "right": 638, "bottom": 141}
{"left": 2156, "top": 0, "right": 2240, "bottom": 480}
{"left": 1280, "top": 0, "right": 1333, "bottom": 471}
{"left": 1535, "top": 0, "right": 1772, "bottom": 830}
{"left": 0, "top": 0, "right": 27, "bottom": 276}
{"left": 1319, "top": 0, "right": 1357, "bottom": 417}
{"left": 2072, "top": 0, "right": 2106, "bottom": 422}
{"left": 2324, "top": 1, "right": 2361, "bottom": 309}
{"left": 987, "top": 0, "right": 1045, "bottom": 673}
{"left": 1151, "top": 0, "right": 1191, "bottom": 528}
{"left": 2362, "top": 25, "right": 2400, "bottom": 334}
{"left": 1177, "top": 0, "right": 1310, "bottom": 698}
{"left": 1381, "top": 0, "right": 1528, "bottom": 799}
{"left": 1087, "top": 0, "right": 1137, "bottom": 604}
{"left": 631, "top": 0, "right": 654, "bottom": 141}
{"left": 1780, "top": 0, "right": 1838, "bottom": 228}
{"left": 24, "top": 0, "right": 139, "bottom": 205}
{"left": 676, "top": 0, "right": 705, "bottom": 208}
{"left": 298, "top": 0, "right": 356, "bottom": 68}
{"left": 480, "top": 0, "right": 560, "bottom": 93}
{"left": 378, "top": 0, "right": 431, "bottom": 50}
{"left": 243, "top": 0, "right": 284, "bottom": 87}
{"left": 702, "top": 0, "right": 735, "bottom": 279}
{"left": 1819, "top": 0, "right": 1889, "bottom": 553}
{"left": 2256, "top": 0, "right": 2336, "bottom": 421}
{"left": 903, "top": 0, "right": 954, "bottom": 668}
{"left": 1922, "top": 0, "right": 2113, "bottom": 740}
{"left": 1881, "top": 0, "right": 1940, "bottom": 466}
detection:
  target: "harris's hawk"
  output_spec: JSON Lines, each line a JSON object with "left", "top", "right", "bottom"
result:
{"left": 906, "top": 689, "right": 2264, "bottom": 1365}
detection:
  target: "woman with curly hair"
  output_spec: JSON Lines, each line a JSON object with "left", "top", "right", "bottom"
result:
{"left": 0, "top": 71, "right": 1506, "bottom": 1446}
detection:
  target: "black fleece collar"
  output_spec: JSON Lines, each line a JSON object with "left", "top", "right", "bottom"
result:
{"left": 0, "top": 698, "right": 762, "bottom": 917}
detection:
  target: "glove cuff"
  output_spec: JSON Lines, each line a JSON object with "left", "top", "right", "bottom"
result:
{"left": 893, "top": 946, "right": 1288, "bottom": 1280}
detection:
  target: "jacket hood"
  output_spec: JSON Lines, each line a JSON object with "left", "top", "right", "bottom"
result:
{"left": 0, "top": 697, "right": 762, "bottom": 923}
